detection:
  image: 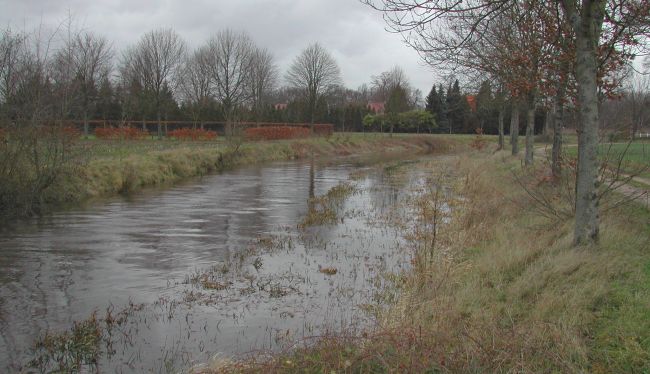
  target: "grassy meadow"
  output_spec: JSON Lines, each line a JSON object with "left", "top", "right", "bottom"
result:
{"left": 563, "top": 140, "right": 650, "bottom": 180}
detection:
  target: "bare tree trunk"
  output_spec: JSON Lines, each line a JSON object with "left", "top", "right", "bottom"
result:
{"left": 573, "top": 4, "right": 602, "bottom": 245}
{"left": 157, "top": 111, "right": 162, "bottom": 139}
{"left": 83, "top": 109, "right": 89, "bottom": 137}
{"left": 498, "top": 104, "right": 505, "bottom": 150}
{"left": 543, "top": 109, "right": 552, "bottom": 137}
{"left": 552, "top": 89, "right": 565, "bottom": 178}
{"left": 525, "top": 103, "right": 535, "bottom": 166}
{"left": 511, "top": 104, "right": 520, "bottom": 156}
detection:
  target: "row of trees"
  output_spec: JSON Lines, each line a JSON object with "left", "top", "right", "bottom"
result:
{"left": 0, "top": 23, "right": 434, "bottom": 135}
{"left": 363, "top": 0, "right": 650, "bottom": 245}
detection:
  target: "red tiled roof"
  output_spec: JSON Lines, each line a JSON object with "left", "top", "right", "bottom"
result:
{"left": 367, "top": 102, "right": 385, "bottom": 113}
{"left": 466, "top": 95, "right": 477, "bottom": 112}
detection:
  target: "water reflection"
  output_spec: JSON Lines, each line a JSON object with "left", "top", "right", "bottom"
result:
{"left": 0, "top": 156, "right": 433, "bottom": 372}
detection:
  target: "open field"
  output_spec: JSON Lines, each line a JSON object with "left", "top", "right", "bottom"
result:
{"left": 563, "top": 141, "right": 650, "bottom": 180}
{"left": 198, "top": 149, "right": 650, "bottom": 373}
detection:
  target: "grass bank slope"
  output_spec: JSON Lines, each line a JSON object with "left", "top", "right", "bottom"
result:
{"left": 43, "top": 133, "right": 463, "bottom": 214}
{"left": 202, "top": 150, "right": 650, "bottom": 373}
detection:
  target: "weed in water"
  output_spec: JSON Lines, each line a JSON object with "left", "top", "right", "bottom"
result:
{"left": 318, "top": 266, "right": 338, "bottom": 275}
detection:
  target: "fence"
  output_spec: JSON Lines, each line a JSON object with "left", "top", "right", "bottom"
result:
{"left": 29, "top": 120, "right": 333, "bottom": 137}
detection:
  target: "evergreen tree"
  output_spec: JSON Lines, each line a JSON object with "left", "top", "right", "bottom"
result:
{"left": 425, "top": 84, "right": 439, "bottom": 116}
{"left": 95, "top": 78, "right": 121, "bottom": 121}
{"left": 446, "top": 80, "right": 461, "bottom": 133}
{"left": 436, "top": 83, "right": 448, "bottom": 132}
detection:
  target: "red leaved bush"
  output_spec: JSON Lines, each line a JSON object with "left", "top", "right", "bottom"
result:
{"left": 95, "top": 127, "right": 149, "bottom": 140}
{"left": 60, "top": 126, "right": 81, "bottom": 140}
{"left": 168, "top": 128, "right": 217, "bottom": 141}
{"left": 245, "top": 126, "right": 311, "bottom": 140}
{"left": 313, "top": 124, "right": 334, "bottom": 136}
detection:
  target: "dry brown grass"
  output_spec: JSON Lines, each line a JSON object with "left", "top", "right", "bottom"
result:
{"left": 197, "top": 149, "right": 650, "bottom": 373}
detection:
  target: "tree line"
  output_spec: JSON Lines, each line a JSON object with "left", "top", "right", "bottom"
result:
{"left": 0, "top": 23, "right": 443, "bottom": 135}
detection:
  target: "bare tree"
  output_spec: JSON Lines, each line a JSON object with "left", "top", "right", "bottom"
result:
{"left": 204, "top": 29, "right": 254, "bottom": 136}
{"left": 248, "top": 47, "right": 278, "bottom": 124}
{"left": 0, "top": 24, "right": 85, "bottom": 217}
{"left": 121, "top": 28, "right": 186, "bottom": 137}
{"left": 178, "top": 46, "right": 212, "bottom": 128}
{"left": 0, "top": 28, "right": 28, "bottom": 119}
{"left": 63, "top": 32, "right": 112, "bottom": 135}
{"left": 559, "top": 0, "right": 649, "bottom": 244}
{"left": 286, "top": 43, "right": 342, "bottom": 129}
{"left": 10, "top": 24, "right": 60, "bottom": 125}
{"left": 371, "top": 65, "right": 411, "bottom": 102}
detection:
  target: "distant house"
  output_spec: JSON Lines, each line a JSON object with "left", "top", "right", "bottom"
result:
{"left": 466, "top": 95, "right": 477, "bottom": 112}
{"left": 274, "top": 103, "right": 288, "bottom": 110}
{"left": 367, "top": 102, "right": 385, "bottom": 114}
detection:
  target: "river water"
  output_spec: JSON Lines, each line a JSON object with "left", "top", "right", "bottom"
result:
{"left": 0, "top": 154, "right": 438, "bottom": 373}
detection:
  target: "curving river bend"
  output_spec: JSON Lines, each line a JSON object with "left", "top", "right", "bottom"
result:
{"left": 0, "top": 154, "right": 440, "bottom": 373}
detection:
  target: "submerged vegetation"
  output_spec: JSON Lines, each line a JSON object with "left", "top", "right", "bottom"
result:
{"left": 29, "top": 302, "right": 145, "bottom": 373}
{"left": 299, "top": 182, "right": 357, "bottom": 228}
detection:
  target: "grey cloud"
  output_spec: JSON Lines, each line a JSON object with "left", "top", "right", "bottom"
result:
{"left": 1, "top": 0, "right": 438, "bottom": 93}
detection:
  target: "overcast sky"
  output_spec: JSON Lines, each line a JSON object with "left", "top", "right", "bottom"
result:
{"left": 1, "top": 0, "right": 440, "bottom": 96}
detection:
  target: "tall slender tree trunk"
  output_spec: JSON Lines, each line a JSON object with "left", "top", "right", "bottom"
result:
{"left": 309, "top": 98, "right": 316, "bottom": 134}
{"left": 157, "top": 111, "right": 162, "bottom": 139}
{"left": 511, "top": 104, "right": 520, "bottom": 156}
{"left": 543, "top": 109, "right": 552, "bottom": 137}
{"left": 572, "top": 1, "right": 603, "bottom": 245}
{"left": 552, "top": 83, "right": 566, "bottom": 178}
{"left": 309, "top": 156, "right": 315, "bottom": 200}
{"left": 525, "top": 99, "right": 535, "bottom": 166}
{"left": 83, "top": 109, "right": 89, "bottom": 137}
{"left": 498, "top": 104, "right": 505, "bottom": 150}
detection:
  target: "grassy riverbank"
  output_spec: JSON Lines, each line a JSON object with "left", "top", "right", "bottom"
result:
{"left": 1, "top": 133, "right": 467, "bottom": 219}
{"left": 203, "top": 150, "right": 650, "bottom": 373}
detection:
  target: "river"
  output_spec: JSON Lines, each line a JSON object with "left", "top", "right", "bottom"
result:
{"left": 0, "top": 154, "right": 441, "bottom": 373}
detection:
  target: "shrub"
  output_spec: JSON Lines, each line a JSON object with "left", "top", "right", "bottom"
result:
{"left": 244, "top": 126, "right": 310, "bottom": 141}
{"left": 168, "top": 128, "right": 218, "bottom": 141}
{"left": 60, "top": 126, "right": 82, "bottom": 142}
{"left": 0, "top": 125, "right": 84, "bottom": 217}
{"left": 95, "top": 127, "right": 149, "bottom": 140}
{"left": 313, "top": 124, "right": 334, "bottom": 136}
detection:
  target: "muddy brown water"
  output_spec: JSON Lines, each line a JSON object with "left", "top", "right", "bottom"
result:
{"left": 0, "top": 155, "right": 437, "bottom": 373}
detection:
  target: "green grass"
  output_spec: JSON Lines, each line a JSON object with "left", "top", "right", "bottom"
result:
{"left": 588, "top": 203, "right": 650, "bottom": 373}
{"left": 565, "top": 142, "right": 650, "bottom": 179}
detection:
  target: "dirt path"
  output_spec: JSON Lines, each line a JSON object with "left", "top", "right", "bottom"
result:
{"left": 533, "top": 145, "right": 649, "bottom": 210}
